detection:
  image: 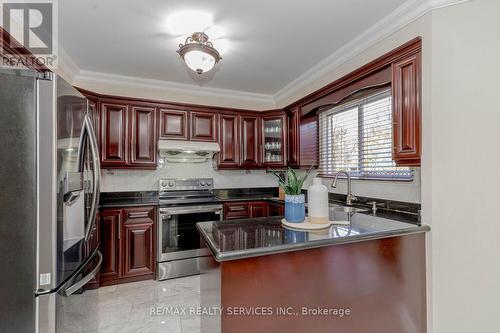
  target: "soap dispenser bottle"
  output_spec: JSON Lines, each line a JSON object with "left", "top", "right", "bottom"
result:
{"left": 307, "top": 177, "right": 329, "bottom": 224}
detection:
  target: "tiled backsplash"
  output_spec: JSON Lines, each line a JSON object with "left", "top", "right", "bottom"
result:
{"left": 100, "top": 161, "right": 278, "bottom": 192}
{"left": 101, "top": 161, "right": 421, "bottom": 204}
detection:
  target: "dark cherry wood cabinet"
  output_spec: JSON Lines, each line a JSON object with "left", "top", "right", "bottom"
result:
{"left": 287, "top": 108, "right": 318, "bottom": 169}
{"left": 268, "top": 202, "right": 285, "bottom": 216}
{"left": 240, "top": 115, "right": 261, "bottom": 168}
{"left": 129, "top": 105, "right": 157, "bottom": 167}
{"left": 392, "top": 51, "right": 422, "bottom": 166}
{"left": 218, "top": 113, "right": 240, "bottom": 167}
{"left": 121, "top": 207, "right": 155, "bottom": 278}
{"left": 100, "top": 101, "right": 129, "bottom": 167}
{"left": 299, "top": 114, "right": 318, "bottom": 168}
{"left": 224, "top": 202, "right": 250, "bottom": 220}
{"left": 99, "top": 101, "right": 158, "bottom": 169}
{"left": 159, "top": 109, "right": 188, "bottom": 140}
{"left": 287, "top": 108, "right": 300, "bottom": 167}
{"left": 261, "top": 114, "right": 287, "bottom": 167}
{"left": 99, "top": 209, "right": 122, "bottom": 283}
{"left": 191, "top": 111, "right": 217, "bottom": 142}
{"left": 248, "top": 201, "right": 268, "bottom": 218}
{"left": 99, "top": 206, "right": 156, "bottom": 286}
{"left": 224, "top": 200, "right": 283, "bottom": 219}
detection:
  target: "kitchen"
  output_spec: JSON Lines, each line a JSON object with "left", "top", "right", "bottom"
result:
{"left": 1, "top": 0, "right": 499, "bottom": 333}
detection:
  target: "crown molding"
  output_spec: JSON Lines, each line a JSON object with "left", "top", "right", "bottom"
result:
{"left": 56, "top": 46, "right": 80, "bottom": 82}
{"left": 73, "top": 70, "right": 276, "bottom": 109}
{"left": 273, "top": 0, "right": 469, "bottom": 107}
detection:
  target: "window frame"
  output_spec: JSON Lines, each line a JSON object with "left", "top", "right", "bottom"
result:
{"left": 318, "top": 89, "right": 413, "bottom": 181}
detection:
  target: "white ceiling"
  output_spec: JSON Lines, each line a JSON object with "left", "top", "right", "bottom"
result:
{"left": 59, "top": 0, "right": 409, "bottom": 98}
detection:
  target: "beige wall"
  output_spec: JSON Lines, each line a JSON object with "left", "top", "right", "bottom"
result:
{"left": 429, "top": 0, "right": 500, "bottom": 331}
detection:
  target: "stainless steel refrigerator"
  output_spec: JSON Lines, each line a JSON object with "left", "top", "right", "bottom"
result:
{"left": 0, "top": 68, "right": 102, "bottom": 332}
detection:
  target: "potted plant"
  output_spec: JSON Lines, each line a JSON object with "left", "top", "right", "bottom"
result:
{"left": 270, "top": 167, "right": 313, "bottom": 223}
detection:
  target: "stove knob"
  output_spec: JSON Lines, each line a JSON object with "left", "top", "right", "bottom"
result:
{"left": 161, "top": 181, "right": 167, "bottom": 187}
{"left": 199, "top": 181, "right": 206, "bottom": 186}
{"left": 168, "top": 181, "right": 174, "bottom": 187}
{"left": 206, "top": 181, "right": 211, "bottom": 187}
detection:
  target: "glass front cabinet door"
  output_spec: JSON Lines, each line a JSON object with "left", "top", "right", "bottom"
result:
{"left": 261, "top": 114, "right": 286, "bottom": 167}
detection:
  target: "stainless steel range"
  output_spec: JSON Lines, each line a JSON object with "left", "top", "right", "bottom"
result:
{"left": 157, "top": 178, "right": 222, "bottom": 280}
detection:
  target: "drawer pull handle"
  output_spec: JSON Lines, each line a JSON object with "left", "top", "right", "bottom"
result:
{"left": 230, "top": 206, "right": 246, "bottom": 211}
{"left": 128, "top": 212, "right": 149, "bottom": 218}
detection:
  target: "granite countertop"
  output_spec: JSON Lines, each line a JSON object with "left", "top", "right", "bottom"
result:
{"left": 99, "top": 191, "right": 159, "bottom": 208}
{"left": 197, "top": 208, "right": 429, "bottom": 262}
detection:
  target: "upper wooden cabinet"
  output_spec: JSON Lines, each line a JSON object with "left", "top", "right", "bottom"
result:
{"left": 218, "top": 113, "right": 239, "bottom": 168}
{"left": 100, "top": 101, "right": 129, "bottom": 167}
{"left": 392, "top": 51, "right": 421, "bottom": 166}
{"left": 298, "top": 114, "right": 318, "bottom": 168}
{"left": 287, "top": 108, "right": 300, "bottom": 167}
{"left": 261, "top": 114, "right": 286, "bottom": 167}
{"left": 287, "top": 109, "right": 318, "bottom": 169}
{"left": 240, "top": 115, "right": 261, "bottom": 168}
{"left": 159, "top": 109, "right": 188, "bottom": 140}
{"left": 130, "top": 106, "right": 157, "bottom": 167}
{"left": 190, "top": 111, "right": 217, "bottom": 142}
{"left": 99, "top": 100, "right": 158, "bottom": 169}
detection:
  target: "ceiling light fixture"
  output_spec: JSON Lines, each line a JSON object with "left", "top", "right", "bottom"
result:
{"left": 177, "top": 32, "right": 222, "bottom": 74}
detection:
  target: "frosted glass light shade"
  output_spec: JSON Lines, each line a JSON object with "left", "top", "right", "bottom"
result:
{"left": 184, "top": 50, "right": 216, "bottom": 74}
{"left": 177, "top": 32, "right": 222, "bottom": 75}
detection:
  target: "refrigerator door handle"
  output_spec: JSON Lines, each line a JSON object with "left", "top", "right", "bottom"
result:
{"left": 83, "top": 114, "right": 101, "bottom": 242}
{"left": 59, "top": 250, "right": 103, "bottom": 297}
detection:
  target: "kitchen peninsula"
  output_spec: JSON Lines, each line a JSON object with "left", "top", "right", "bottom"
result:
{"left": 197, "top": 209, "right": 429, "bottom": 333}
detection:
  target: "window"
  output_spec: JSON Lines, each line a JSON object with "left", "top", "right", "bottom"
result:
{"left": 318, "top": 90, "right": 412, "bottom": 180}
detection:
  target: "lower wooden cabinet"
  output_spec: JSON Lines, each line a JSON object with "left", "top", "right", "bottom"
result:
{"left": 99, "top": 209, "right": 122, "bottom": 282}
{"left": 248, "top": 201, "right": 268, "bottom": 218}
{"left": 224, "top": 200, "right": 284, "bottom": 220}
{"left": 268, "top": 202, "right": 285, "bottom": 216}
{"left": 224, "top": 202, "right": 249, "bottom": 220}
{"left": 122, "top": 207, "right": 155, "bottom": 278}
{"left": 99, "top": 206, "right": 156, "bottom": 286}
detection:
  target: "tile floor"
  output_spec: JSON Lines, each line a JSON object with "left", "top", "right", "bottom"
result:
{"left": 58, "top": 275, "right": 202, "bottom": 333}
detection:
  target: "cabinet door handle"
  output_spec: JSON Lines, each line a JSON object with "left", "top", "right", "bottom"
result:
{"left": 128, "top": 211, "right": 149, "bottom": 218}
{"left": 117, "top": 220, "right": 121, "bottom": 240}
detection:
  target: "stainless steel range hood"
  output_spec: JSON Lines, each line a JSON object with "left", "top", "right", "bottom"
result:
{"left": 158, "top": 140, "right": 220, "bottom": 163}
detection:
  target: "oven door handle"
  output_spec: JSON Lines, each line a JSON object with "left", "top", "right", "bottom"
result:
{"left": 161, "top": 206, "right": 222, "bottom": 215}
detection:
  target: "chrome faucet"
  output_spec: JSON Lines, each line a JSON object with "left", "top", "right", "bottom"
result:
{"left": 331, "top": 170, "right": 357, "bottom": 206}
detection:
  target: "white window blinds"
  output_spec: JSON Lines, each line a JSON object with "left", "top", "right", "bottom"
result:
{"left": 318, "top": 90, "right": 412, "bottom": 180}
